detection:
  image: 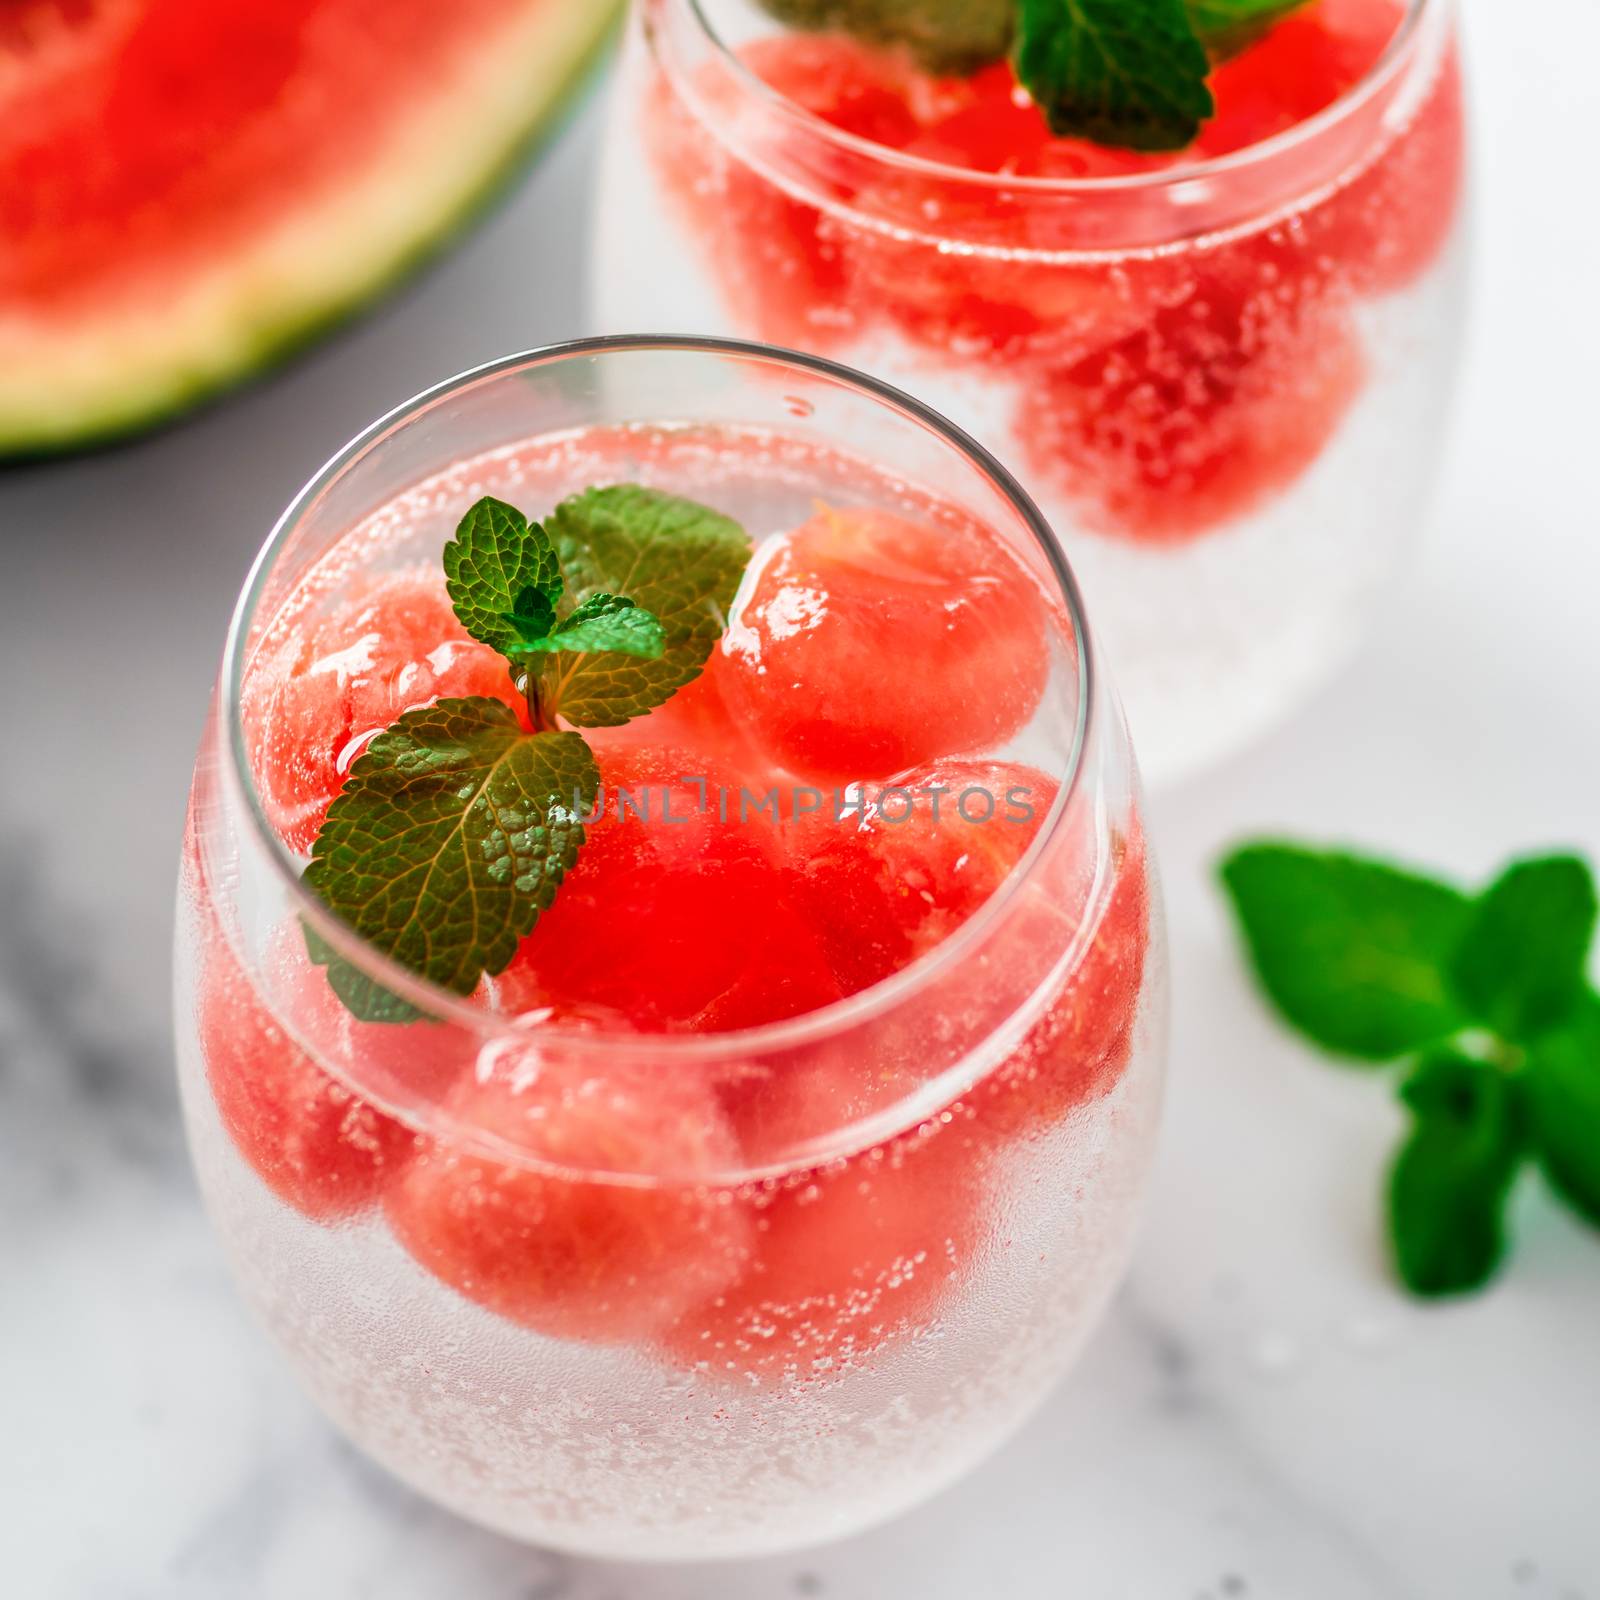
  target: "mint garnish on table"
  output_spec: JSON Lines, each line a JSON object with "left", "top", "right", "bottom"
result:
{"left": 757, "top": 0, "right": 1315, "bottom": 150}
{"left": 1220, "top": 845, "right": 1600, "bottom": 1297}
{"left": 302, "top": 488, "right": 750, "bottom": 1023}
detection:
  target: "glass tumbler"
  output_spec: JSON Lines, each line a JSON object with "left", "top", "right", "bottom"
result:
{"left": 175, "top": 337, "right": 1169, "bottom": 1558}
{"left": 595, "top": 0, "right": 1469, "bottom": 780}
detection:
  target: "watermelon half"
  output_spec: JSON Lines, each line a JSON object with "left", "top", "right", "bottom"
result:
{"left": 0, "top": 0, "right": 622, "bottom": 457}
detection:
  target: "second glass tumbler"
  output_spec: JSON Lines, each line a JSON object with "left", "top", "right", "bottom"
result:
{"left": 596, "top": 0, "right": 1469, "bottom": 779}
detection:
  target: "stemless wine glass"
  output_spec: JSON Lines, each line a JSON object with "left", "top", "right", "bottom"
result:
{"left": 595, "top": 0, "right": 1469, "bottom": 780}
{"left": 175, "top": 337, "right": 1168, "bottom": 1559}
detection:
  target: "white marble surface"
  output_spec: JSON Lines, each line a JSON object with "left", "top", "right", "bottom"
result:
{"left": 4, "top": 1, "right": 1599, "bottom": 1593}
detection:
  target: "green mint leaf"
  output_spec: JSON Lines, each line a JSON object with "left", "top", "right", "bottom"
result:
{"left": 1526, "top": 992, "right": 1600, "bottom": 1230}
{"left": 302, "top": 920, "right": 423, "bottom": 1025}
{"left": 1388, "top": 1050, "right": 1527, "bottom": 1297}
{"left": 504, "top": 583, "right": 559, "bottom": 647}
{"left": 539, "top": 485, "right": 751, "bottom": 728}
{"left": 1219, "top": 844, "right": 1473, "bottom": 1062}
{"left": 754, "top": 0, "right": 1014, "bottom": 73}
{"left": 304, "top": 698, "right": 598, "bottom": 998}
{"left": 1450, "top": 855, "right": 1598, "bottom": 1042}
{"left": 443, "top": 497, "right": 563, "bottom": 659}
{"left": 511, "top": 593, "right": 666, "bottom": 661}
{"left": 1012, "top": 0, "right": 1214, "bottom": 151}
{"left": 1185, "top": 0, "right": 1311, "bottom": 60}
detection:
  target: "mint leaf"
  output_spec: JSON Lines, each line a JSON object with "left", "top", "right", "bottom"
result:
{"left": 1013, "top": 0, "right": 1213, "bottom": 151}
{"left": 302, "top": 921, "right": 423, "bottom": 1026}
{"left": 504, "top": 583, "right": 558, "bottom": 648}
{"left": 1186, "top": 0, "right": 1309, "bottom": 60}
{"left": 755, "top": 0, "right": 1014, "bottom": 72}
{"left": 1388, "top": 1051, "right": 1526, "bottom": 1296}
{"left": 512, "top": 593, "right": 666, "bottom": 661}
{"left": 443, "top": 497, "right": 563, "bottom": 660}
{"left": 304, "top": 698, "right": 597, "bottom": 998}
{"left": 1527, "top": 993, "right": 1600, "bottom": 1229}
{"left": 540, "top": 486, "right": 750, "bottom": 728}
{"left": 1219, "top": 844, "right": 1473, "bottom": 1062}
{"left": 1450, "top": 855, "right": 1598, "bottom": 1042}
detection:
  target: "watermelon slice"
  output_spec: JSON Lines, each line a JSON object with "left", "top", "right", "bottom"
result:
{"left": 0, "top": 0, "right": 621, "bottom": 456}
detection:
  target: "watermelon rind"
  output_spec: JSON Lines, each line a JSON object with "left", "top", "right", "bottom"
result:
{"left": 0, "top": 1, "right": 623, "bottom": 461}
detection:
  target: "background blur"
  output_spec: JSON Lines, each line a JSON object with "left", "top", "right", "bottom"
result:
{"left": 3, "top": 0, "right": 1597, "bottom": 1594}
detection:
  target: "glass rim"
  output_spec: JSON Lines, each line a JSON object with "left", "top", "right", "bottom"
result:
{"left": 674, "top": 0, "right": 1433, "bottom": 198}
{"left": 220, "top": 334, "right": 1102, "bottom": 1076}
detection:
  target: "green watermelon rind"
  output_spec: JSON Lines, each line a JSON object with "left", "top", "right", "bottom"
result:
{"left": 0, "top": 2, "right": 623, "bottom": 463}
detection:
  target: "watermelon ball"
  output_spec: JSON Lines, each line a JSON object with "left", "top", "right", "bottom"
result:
{"left": 897, "top": 61, "right": 1171, "bottom": 181}
{"left": 384, "top": 1036, "right": 752, "bottom": 1343}
{"left": 196, "top": 920, "right": 418, "bottom": 1223}
{"left": 243, "top": 566, "right": 520, "bottom": 855}
{"left": 1022, "top": 233, "right": 1367, "bottom": 541}
{"left": 783, "top": 758, "right": 1056, "bottom": 995}
{"left": 498, "top": 745, "right": 842, "bottom": 1033}
{"left": 973, "top": 823, "right": 1152, "bottom": 1140}
{"left": 897, "top": 62, "right": 1059, "bottom": 177}
{"left": 781, "top": 761, "right": 1150, "bottom": 1133}
{"left": 720, "top": 508, "right": 1051, "bottom": 785}
{"left": 663, "top": 1113, "right": 988, "bottom": 1384}
{"left": 744, "top": 33, "right": 924, "bottom": 150}
{"left": 1198, "top": 0, "right": 1404, "bottom": 157}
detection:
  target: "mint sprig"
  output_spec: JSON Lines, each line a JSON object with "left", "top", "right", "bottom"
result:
{"left": 756, "top": 0, "right": 1315, "bottom": 151}
{"left": 302, "top": 486, "right": 750, "bottom": 1022}
{"left": 1220, "top": 844, "right": 1600, "bottom": 1297}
